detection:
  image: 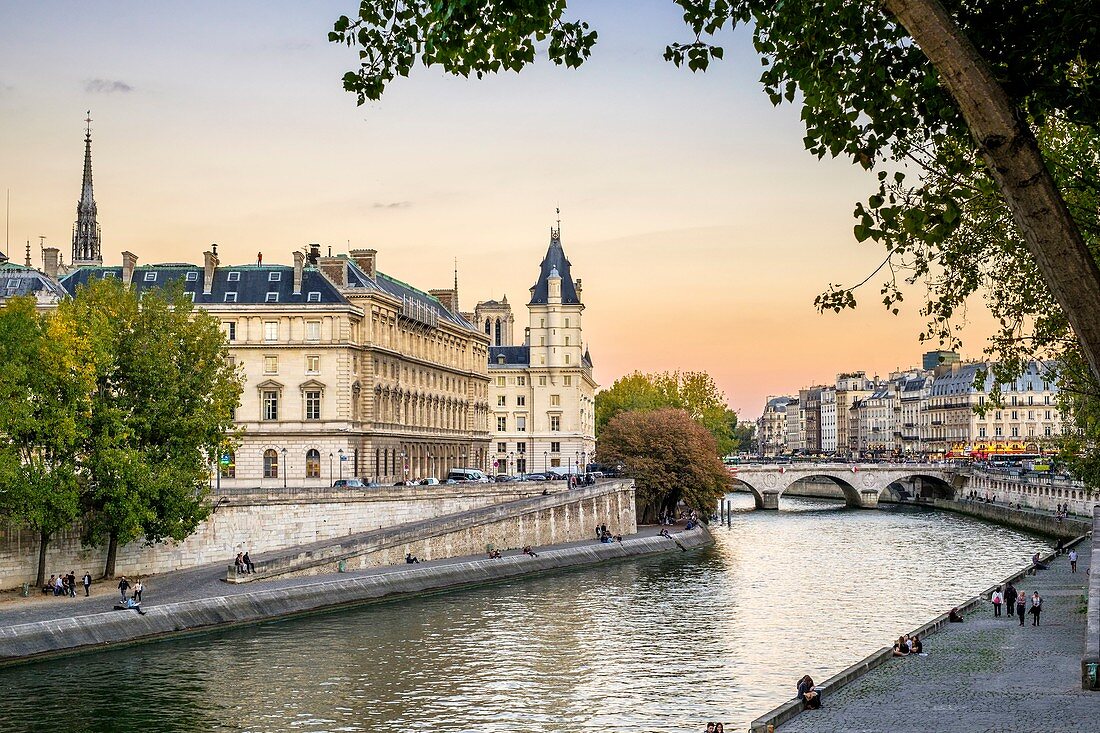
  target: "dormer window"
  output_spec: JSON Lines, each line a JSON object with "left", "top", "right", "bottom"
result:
{"left": 224, "top": 292, "right": 238, "bottom": 303}
{"left": 266, "top": 292, "right": 279, "bottom": 303}
{"left": 144, "top": 272, "right": 157, "bottom": 282}
{"left": 307, "top": 291, "right": 321, "bottom": 302}
{"left": 497, "top": 355, "right": 505, "bottom": 364}
{"left": 269, "top": 272, "right": 281, "bottom": 282}
{"left": 227, "top": 272, "right": 240, "bottom": 282}
{"left": 185, "top": 271, "right": 198, "bottom": 281}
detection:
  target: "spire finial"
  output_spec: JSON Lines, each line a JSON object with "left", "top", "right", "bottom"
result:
{"left": 25, "top": 239, "right": 31, "bottom": 267}
{"left": 454, "top": 258, "right": 458, "bottom": 292}
{"left": 85, "top": 110, "right": 92, "bottom": 140}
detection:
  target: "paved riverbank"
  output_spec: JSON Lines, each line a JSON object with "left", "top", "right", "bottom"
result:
{"left": 0, "top": 524, "right": 710, "bottom": 665}
{"left": 775, "top": 537, "right": 1099, "bottom": 733}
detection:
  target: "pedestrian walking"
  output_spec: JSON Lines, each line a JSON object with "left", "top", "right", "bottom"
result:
{"left": 1005, "top": 582, "right": 1018, "bottom": 619}
{"left": 81, "top": 572, "right": 91, "bottom": 597}
{"left": 133, "top": 580, "right": 143, "bottom": 603}
{"left": 117, "top": 576, "right": 130, "bottom": 604}
{"left": 1030, "top": 591, "right": 1042, "bottom": 626}
{"left": 1016, "top": 591, "right": 1027, "bottom": 626}
{"left": 1069, "top": 549, "right": 1078, "bottom": 573}
{"left": 66, "top": 571, "right": 76, "bottom": 598}
{"left": 991, "top": 587, "right": 1003, "bottom": 617}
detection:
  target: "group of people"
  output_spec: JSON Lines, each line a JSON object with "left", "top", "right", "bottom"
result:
{"left": 596, "top": 524, "right": 622, "bottom": 543}
{"left": 990, "top": 582, "right": 1043, "bottom": 625}
{"left": 1054, "top": 503, "right": 1072, "bottom": 521}
{"left": 42, "top": 571, "right": 91, "bottom": 598}
{"left": 891, "top": 633, "right": 925, "bottom": 656}
{"left": 234, "top": 551, "right": 255, "bottom": 574}
{"left": 703, "top": 723, "right": 727, "bottom": 732}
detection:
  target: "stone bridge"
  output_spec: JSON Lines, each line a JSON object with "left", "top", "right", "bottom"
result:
{"left": 729, "top": 463, "right": 963, "bottom": 510}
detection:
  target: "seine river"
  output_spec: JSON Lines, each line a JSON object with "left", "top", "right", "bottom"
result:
{"left": 0, "top": 495, "right": 1051, "bottom": 732}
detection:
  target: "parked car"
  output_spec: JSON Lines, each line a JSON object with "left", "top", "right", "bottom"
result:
{"left": 419, "top": 477, "right": 440, "bottom": 485}
{"left": 494, "top": 474, "right": 514, "bottom": 482}
{"left": 332, "top": 478, "right": 365, "bottom": 489}
{"left": 522, "top": 473, "right": 547, "bottom": 481}
{"left": 447, "top": 468, "right": 490, "bottom": 483}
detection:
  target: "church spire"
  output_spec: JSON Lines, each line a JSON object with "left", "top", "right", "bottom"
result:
{"left": 71, "top": 111, "right": 102, "bottom": 266}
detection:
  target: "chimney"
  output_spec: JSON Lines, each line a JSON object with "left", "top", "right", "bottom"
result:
{"left": 349, "top": 248, "right": 377, "bottom": 279}
{"left": 293, "top": 250, "right": 304, "bottom": 295}
{"left": 307, "top": 243, "right": 320, "bottom": 266}
{"left": 318, "top": 256, "right": 347, "bottom": 288}
{"left": 429, "top": 288, "right": 457, "bottom": 313}
{"left": 575, "top": 278, "right": 583, "bottom": 299}
{"left": 203, "top": 249, "right": 219, "bottom": 295}
{"left": 121, "top": 251, "right": 139, "bottom": 288}
{"left": 42, "top": 247, "right": 60, "bottom": 279}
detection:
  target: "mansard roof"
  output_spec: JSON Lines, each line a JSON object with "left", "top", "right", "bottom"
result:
{"left": 529, "top": 229, "right": 580, "bottom": 305}
{"left": 489, "top": 345, "right": 531, "bottom": 367}
{"left": 60, "top": 263, "right": 346, "bottom": 305}
{"left": 0, "top": 263, "right": 68, "bottom": 301}
{"left": 341, "top": 257, "right": 480, "bottom": 333}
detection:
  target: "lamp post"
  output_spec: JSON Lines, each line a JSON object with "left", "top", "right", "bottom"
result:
{"left": 400, "top": 450, "right": 408, "bottom": 483}
{"left": 544, "top": 450, "right": 548, "bottom": 474}
{"left": 328, "top": 452, "right": 333, "bottom": 484}
{"left": 338, "top": 448, "right": 344, "bottom": 480}
{"left": 575, "top": 450, "right": 579, "bottom": 476}
{"left": 281, "top": 447, "right": 288, "bottom": 489}
{"left": 508, "top": 451, "right": 513, "bottom": 477}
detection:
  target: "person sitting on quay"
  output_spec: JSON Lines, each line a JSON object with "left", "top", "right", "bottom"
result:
{"left": 892, "top": 635, "right": 911, "bottom": 657}
{"left": 405, "top": 553, "right": 420, "bottom": 564}
{"left": 908, "top": 634, "right": 924, "bottom": 654}
{"left": 487, "top": 549, "right": 502, "bottom": 559}
{"left": 523, "top": 545, "right": 538, "bottom": 557}
{"left": 796, "top": 674, "right": 821, "bottom": 710}
{"left": 948, "top": 607, "right": 965, "bottom": 623}
{"left": 1031, "top": 552, "right": 1048, "bottom": 571}
{"left": 42, "top": 575, "right": 56, "bottom": 595}
{"left": 234, "top": 552, "right": 245, "bottom": 574}
{"left": 54, "top": 574, "right": 65, "bottom": 596}
{"left": 659, "top": 528, "right": 672, "bottom": 539}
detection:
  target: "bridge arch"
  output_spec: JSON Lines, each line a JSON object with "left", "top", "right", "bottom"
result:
{"left": 782, "top": 473, "right": 862, "bottom": 508}
{"left": 879, "top": 473, "right": 956, "bottom": 502}
{"left": 730, "top": 477, "right": 766, "bottom": 510}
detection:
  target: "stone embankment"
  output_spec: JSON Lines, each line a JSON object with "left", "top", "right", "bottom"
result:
{"left": 935, "top": 497, "right": 1089, "bottom": 539}
{"left": 0, "top": 525, "right": 711, "bottom": 666}
{"left": 750, "top": 515, "right": 1097, "bottom": 733}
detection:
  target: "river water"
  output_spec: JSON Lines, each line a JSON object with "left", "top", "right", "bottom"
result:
{"left": 0, "top": 495, "right": 1052, "bottom": 732}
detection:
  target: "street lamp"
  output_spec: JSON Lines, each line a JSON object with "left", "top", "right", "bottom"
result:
{"left": 508, "top": 451, "right": 513, "bottom": 477}
{"left": 338, "top": 448, "right": 344, "bottom": 480}
{"left": 400, "top": 450, "right": 408, "bottom": 482}
{"left": 329, "top": 452, "right": 333, "bottom": 484}
{"left": 575, "top": 450, "right": 579, "bottom": 476}
{"left": 281, "top": 447, "right": 288, "bottom": 489}
{"left": 544, "top": 450, "right": 548, "bottom": 473}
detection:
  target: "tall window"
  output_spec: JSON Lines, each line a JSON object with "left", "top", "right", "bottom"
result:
{"left": 306, "top": 320, "right": 321, "bottom": 341}
{"left": 516, "top": 416, "right": 526, "bottom": 432}
{"left": 497, "top": 416, "right": 507, "bottom": 431}
{"left": 517, "top": 376, "right": 526, "bottom": 386}
{"left": 516, "top": 441, "right": 526, "bottom": 453}
{"left": 498, "top": 442, "right": 507, "bottom": 453}
{"left": 564, "top": 376, "right": 571, "bottom": 386}
{"left": 550, "top": 394, "right": 560, "bottom": 407}
{"left": 263, "top": 449, "right": 279, "bottom": 478}
{"left": 496, "top": 376, "right": 506, "bottom": 387}
{"left": 263, "top": 390, "right": 279, "bottom": 420}
{"left": 497, "top": 395, "right": 506, "bottom": 407}
{"left": 264, "top": 321, "right": 278, "bottom": 341}
{"left": 305, "top": 390, "right": 321, "bottom": 420}
{"left": 539, "top": 376, "right": 547, "bottom": 386}
{"left": 550, "top": 415, "right": 560, "bottom": 431}
{"left": 494, "top": 318, "right": 502, "bottom": 346}
{"left": 264, "top": 356, "right": 278, "bottom": 374}
{"left": 223, "top": 321, "right": 236, "bottom": 341}
{"left": 305, "top": 449, "right": 321, "bottom": 478}
{"left": 306, "top": 355, "right": 319, "bottom": 374}
{"left": 516, "top": 395, "right": 526, "bottom": 406}
{"left": 550, "top": 441, "right": 561, "bottom": 452}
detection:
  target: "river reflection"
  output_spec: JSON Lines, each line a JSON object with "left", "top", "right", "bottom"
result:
{"left": 0, "top": 495, "right": 1052, "bottom": 732}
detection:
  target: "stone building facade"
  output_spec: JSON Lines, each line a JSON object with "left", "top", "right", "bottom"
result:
{"left": 757, "top": 396, "right": 794, "bottom": 456}
{"left": 474, "top": 227, "right": 598, "bottom": 476}
{"left": 60, "top": 246, "right": 491, "bottom": 487}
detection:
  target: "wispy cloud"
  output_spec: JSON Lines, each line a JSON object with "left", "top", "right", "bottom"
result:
{"left": 372, "top": 201, "right": 412, "bottom": 209}
{"left": 84, "top": 79, "right": 134, "bottom": 94}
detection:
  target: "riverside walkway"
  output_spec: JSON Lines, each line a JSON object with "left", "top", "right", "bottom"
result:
{"left": 779, "top": 542, "right": 1100, "bottom": 733}
{"left": 0, "top": 524, "right": 678, "bottom": 632}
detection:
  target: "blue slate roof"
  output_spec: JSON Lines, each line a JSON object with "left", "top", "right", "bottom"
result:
{"left": 529, "top": 230, "right": 580, "bottom": 305}
{"left": 0, "top": 264, "right": 68, "bottom": 301}
{"left": 60, "top": 264, "right": 345, "bottom": 305}
{"left": 489, "top": 345, "right": 531, "bottom": 366}
{"left": 340, "top": 257, "right": 477, "bottom": 332}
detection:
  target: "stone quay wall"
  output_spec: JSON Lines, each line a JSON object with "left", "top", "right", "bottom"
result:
{"left": 935, "top": 498, "right": 1090, "bottom": 539}
{"left": 0, "top": 482, "right": 601, "bottom": 589}
{"left": 231, "top": 480, "right": 638, "bottom": 581}
{"left": 1085, "top": 510, "right": 1100, "bottom": 689}
{"left": 966, "top": 468, "right": 1099, "bottom": 517}
{"left": 0, "top": 525, "right": 710, "bottom": 666}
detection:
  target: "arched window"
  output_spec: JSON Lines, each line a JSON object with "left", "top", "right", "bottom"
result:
{"left": 484, "top": 318, "right": 491, "bottom": 335}
{"left": 219, "top": 451, "right": 235, "bottom": 478}
{"left": 305, "top": 449, "right": 320, "bottom": 478}
{"left": 494, "top": 318, "right": 502, "bottom": 346}
{"left": 263, "top": 449, "right": 279, "bottom": 478}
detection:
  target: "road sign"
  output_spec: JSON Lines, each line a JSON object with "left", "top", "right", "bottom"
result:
{"left": 340, "top": 455, "right": 348, "bottom": 461}
{"left": 220, "top": 454, "right": 230, "bottom": 465}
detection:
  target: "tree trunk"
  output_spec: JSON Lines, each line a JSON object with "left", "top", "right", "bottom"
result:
{"left": 35, "top": 530, "right": 49, "bottom": 589}
{"left": 103, "top": 532, "right": 119, "bottom": 579}
{"left": 882, "top": 0, "right": 1100, "bottom": 383}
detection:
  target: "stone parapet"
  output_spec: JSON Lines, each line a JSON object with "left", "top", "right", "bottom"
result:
{"left": 1084, "top": 510, "right": 1100, "bottom": 690}
{"left": 936, "top": 498, "right": 1090, "bottom": 539}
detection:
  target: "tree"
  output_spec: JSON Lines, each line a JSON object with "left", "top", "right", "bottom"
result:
{"left": 58, "top": 279, "right": 242, "bottom": 577}
{"left": 328, "top": 1, "right": 1100, "bottom": 384}
{"left": 595, "top": 371, "right": 740, "bottom": 455}
{"left": 0, "top": 297, "right": 94, "bottom": 586}
{"left": 598, "top": 408, "right": 731, "bottom": 523}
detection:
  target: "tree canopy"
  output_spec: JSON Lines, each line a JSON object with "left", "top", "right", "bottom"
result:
{"left": 598, "top": 408, "right": 731, "bottom": 523}
{"left": 595, "top": 371, "right": 741, "bottom": 456}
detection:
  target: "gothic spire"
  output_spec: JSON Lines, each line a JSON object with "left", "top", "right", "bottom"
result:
{"left": 71, "top": 111, "right": 102, "bottom": 266}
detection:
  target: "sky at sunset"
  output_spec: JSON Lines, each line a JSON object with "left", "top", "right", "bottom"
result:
{"left": 0, "top": 1, "right": 997, "bottom": 417}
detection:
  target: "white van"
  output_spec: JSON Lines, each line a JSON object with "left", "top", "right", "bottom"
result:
{"left": 447, "top": 468, "right": 490, "bottom": 483}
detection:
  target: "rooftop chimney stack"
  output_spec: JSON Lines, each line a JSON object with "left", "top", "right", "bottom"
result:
{"left": 307, "top": 243, "right": 320, "bottom": 266}
{"left": 203, "top": 249, "right": 219, "bottom": 295}
{"left": 121, "top": 251, "right": 139, "bottom": 288}
{"left": 42, "top": 247, "right": 60, "bottom": 279}
{"left": 292, "top": 250, "right": 304, "bottom": 295}
{"left": 349, "top": 248, "right": 377, "bottom": 279}
{"left": 318, "top": 255, "right": 347, "bottom": 287}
